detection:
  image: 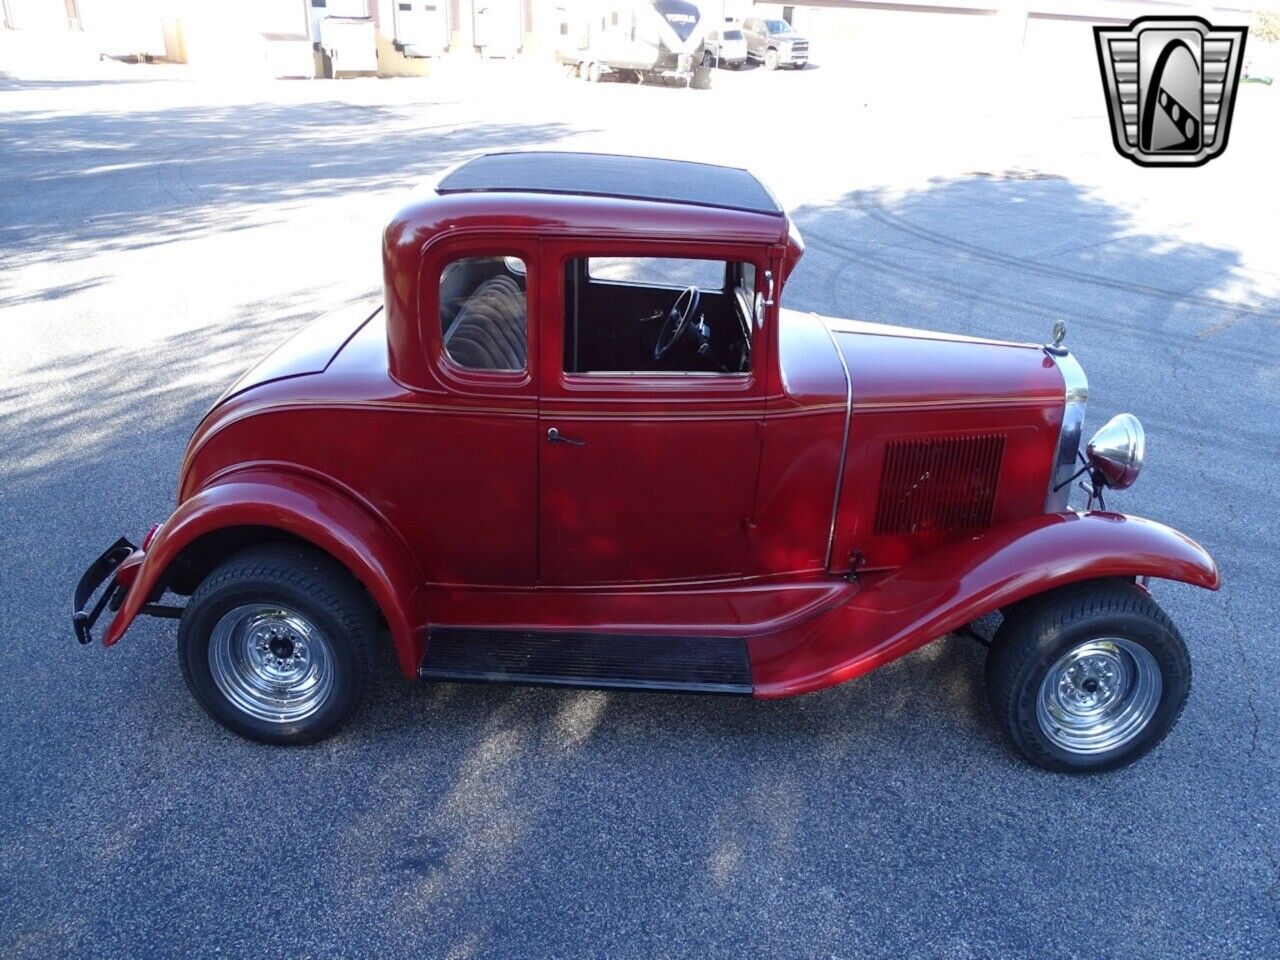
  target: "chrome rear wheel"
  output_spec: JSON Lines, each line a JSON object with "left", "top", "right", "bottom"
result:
{"left": 208, "top": 604, "right": 336, "bottom": 724}
{"left": 179, "top": 543, "right": 376, "bottom": 744}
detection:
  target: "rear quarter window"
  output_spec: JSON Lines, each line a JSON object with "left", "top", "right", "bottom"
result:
{"left": 439, "top": 255, "right": 528, "bottom": 371}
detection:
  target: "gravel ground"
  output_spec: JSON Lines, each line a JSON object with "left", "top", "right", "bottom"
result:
{"left": 1, "top": 56, "right": 1278, "bottom": 959}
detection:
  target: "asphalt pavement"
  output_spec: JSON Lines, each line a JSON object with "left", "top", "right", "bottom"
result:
{"left": 1, "top": 59, "right": 1278, "bottom": 958}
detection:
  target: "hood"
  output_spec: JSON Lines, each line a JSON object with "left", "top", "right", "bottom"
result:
{"left": 822, "top": 314, "right": 1063, "bottom": 411}
{"left": 212, "top": 298, "right": 380, "bottom": 410}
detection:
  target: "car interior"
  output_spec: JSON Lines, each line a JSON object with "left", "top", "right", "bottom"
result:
{"left": 563, "top": 256, "right": 754, "bottom": 374}
{"left": 438, "top": 255, "right": 755, "bottom": 375}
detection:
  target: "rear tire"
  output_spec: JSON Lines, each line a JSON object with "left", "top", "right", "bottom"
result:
{"left": 985, "top": 580, "right": 1191, "bottom": 773}
{"left": 586, "top": 61, "right": 601, "bottom": 83}
{"left": 178, "top": 543, "right": 377, "bottom": 745}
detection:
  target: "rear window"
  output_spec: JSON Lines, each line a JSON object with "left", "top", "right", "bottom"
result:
{"left": 723, "top": 29, "right": 742, "bottom": 39}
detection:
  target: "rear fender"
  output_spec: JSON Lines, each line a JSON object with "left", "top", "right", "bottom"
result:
{"left": 749, "top": 511, "right": 1219, "bottom": 698}
{"left": 103, "top": 469, "right": 424, "bottom": 677}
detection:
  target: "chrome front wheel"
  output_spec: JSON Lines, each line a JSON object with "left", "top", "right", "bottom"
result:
{"left": 986, "top": 580, "right": 1191, "bottom": 773}
{"left": 1035, "top": 638, "right": 1162, "bottom": 754}
{"left": 208, "top": 605, "right": 336, "bottom": 724}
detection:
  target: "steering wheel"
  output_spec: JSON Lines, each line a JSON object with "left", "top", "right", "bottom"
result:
{"left": 653, "top": 286, "right": 701, "bottom": 362}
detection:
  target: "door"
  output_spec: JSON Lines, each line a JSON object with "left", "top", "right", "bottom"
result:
{"left": 394, "top": 1, "right": 449, "bottom": 56}
{"left": 537, "top": 241, "right": 768, "bottom": 587}
{"left": 473, "top": 0, "right": 522, "bottom": 56}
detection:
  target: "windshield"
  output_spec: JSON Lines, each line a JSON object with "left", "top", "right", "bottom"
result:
{"left": 765, "top": 20, "right": 792, "bottom": 34}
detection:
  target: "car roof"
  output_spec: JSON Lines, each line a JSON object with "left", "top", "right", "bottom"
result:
{"left": 436, "top": 151, "right": 784, "bottom": 217}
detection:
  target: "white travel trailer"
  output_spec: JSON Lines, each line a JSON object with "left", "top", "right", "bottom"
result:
{"left": 554, "top": 0, "right": 712, "bottom": 87}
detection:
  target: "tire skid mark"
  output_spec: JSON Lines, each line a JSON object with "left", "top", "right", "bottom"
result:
{"left": 853, "top": 192, "right": 1280, "bottom": 322}
{"left": 801, "top": 226, "right": 1230, "bottom": 343}
{"left": 801, "top": 220, "right": 1273, "bottom": 369}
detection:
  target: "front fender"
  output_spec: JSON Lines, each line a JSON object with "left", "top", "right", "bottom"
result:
{"left": 749, "top": 511, "right": 1219, "bottom": 698}
{"left": 103, "top": 469, "right": 425, "bottom": 677}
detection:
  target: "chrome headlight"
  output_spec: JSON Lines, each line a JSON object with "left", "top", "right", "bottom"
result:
{"left": 1086, "top": 413, "right": 1145, "bottom": 490}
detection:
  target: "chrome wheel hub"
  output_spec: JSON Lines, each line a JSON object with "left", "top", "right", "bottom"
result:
{"left": 1036, "top": 638, "right": 1161, "bottom": 754}
{"left": 208, "top": 605, "right": 334, "bottom": 724}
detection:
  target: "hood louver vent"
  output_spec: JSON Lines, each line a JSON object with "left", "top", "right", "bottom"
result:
{"left": 874, "top": 434, "right": 1005, "bottom": 536}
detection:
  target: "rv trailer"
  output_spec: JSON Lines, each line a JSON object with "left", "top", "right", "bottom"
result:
{"left": 554, "top": 0, "right": 713, "bottom": 87}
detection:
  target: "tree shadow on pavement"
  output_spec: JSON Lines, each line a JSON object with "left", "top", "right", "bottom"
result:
{"left": 0, "top": 99, "right": 577, "bottom": 272}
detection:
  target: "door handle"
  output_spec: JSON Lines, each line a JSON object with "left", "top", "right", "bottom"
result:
{"left": 547, "top": 427, "right": 585, "bottom": 446}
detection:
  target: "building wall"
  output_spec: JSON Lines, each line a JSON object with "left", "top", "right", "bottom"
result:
{"left": 2, "top": 0, "right": 1270, "bottom": 79}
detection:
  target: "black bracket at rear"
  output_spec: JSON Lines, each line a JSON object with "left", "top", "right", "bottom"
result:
{"left": 72, "top": 538, "right": 136, "bottom": 645}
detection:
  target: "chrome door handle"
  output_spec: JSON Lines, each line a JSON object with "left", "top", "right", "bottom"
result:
{"left": 547, "top": 427, "right": 585, "bottom": 446}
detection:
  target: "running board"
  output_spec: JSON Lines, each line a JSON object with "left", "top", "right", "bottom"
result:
{"left": 419, "top": 628, "right": 753, "bottom": 695}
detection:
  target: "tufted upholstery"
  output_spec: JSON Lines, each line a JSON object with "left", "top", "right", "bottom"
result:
{"left": 443, "top": 275, "right": 527, "bottom": 370}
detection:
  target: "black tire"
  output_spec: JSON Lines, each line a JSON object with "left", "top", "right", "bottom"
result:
{"left": 178, "top": 543, "right": 377, "bottom": 745}
{"left": 985, "top": 579, "right": 1191, "bottom": 773}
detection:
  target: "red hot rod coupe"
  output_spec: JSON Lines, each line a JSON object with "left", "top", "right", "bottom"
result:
{"left": 74, "top": 152, "right": 1218, "bottom": 771}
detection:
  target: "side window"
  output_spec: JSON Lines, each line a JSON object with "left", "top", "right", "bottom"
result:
{"left": 439, "top": 255, "right": 527, "bottom": 372}
{"left": 563, "top": 256, "right": 755, "bottom": 376}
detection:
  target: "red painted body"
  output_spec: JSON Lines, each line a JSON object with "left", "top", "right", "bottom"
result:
{"left": 99, "top": 179, "right": 1219, "bottom": 696}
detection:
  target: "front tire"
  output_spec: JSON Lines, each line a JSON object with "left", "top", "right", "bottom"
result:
{"left": 764, "top": 48, "right": 780, "bottom": 70}
{"left": 985, "top": 580, "right": 1191, "bottom": 773}
{"left": 178, "top": 543, "right": 377, "bottom": 745}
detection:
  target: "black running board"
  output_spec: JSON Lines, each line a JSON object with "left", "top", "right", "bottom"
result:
{"left": 419, "top": 628, "right": 753, "bottom": 695}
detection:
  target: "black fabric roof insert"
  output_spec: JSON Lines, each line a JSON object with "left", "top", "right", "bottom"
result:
{"left": 437, "top": 151, "right": 783, "bottom": 216}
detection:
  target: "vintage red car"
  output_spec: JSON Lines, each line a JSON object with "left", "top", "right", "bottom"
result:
{"left": 74, "top": 152, "right": 1218, "bottom": 771}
